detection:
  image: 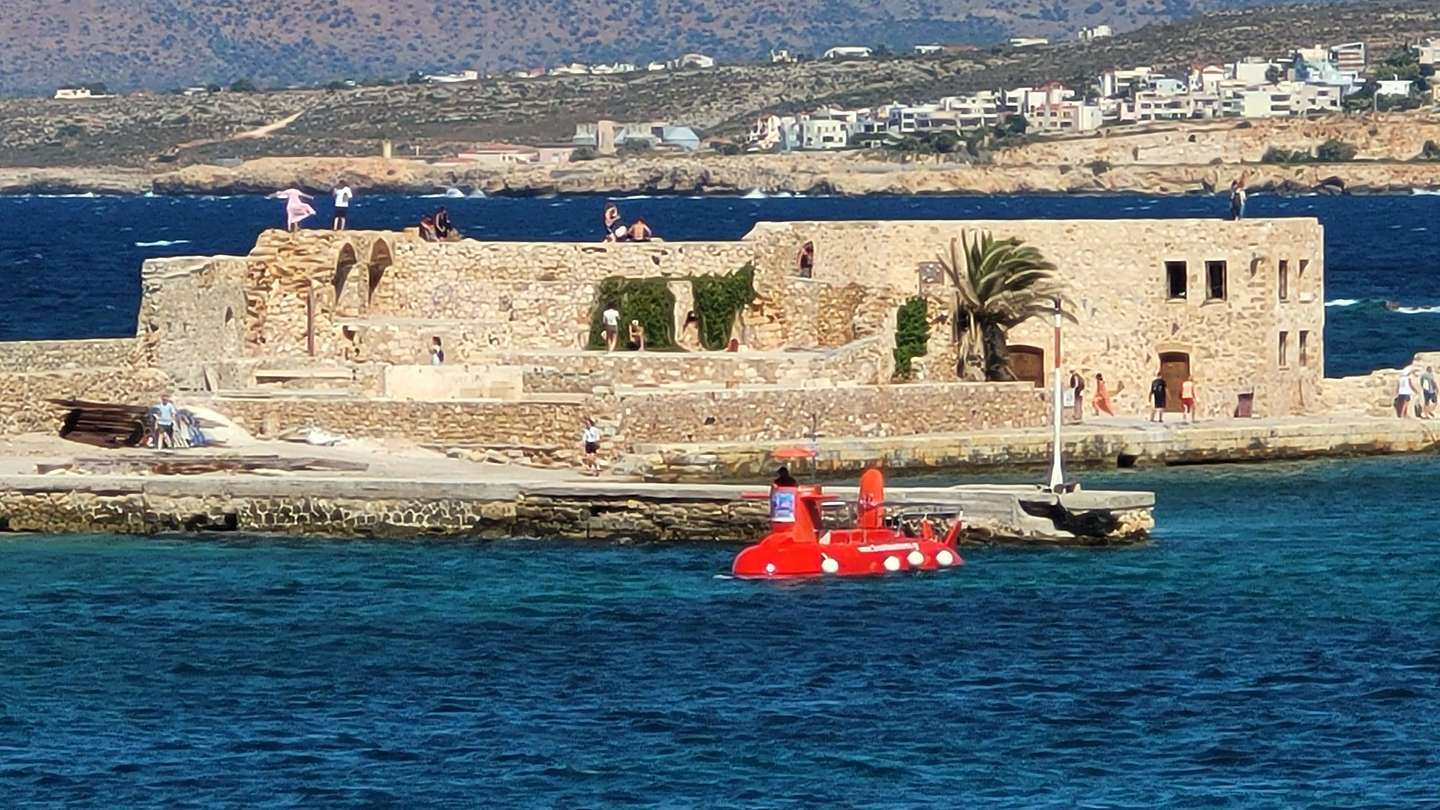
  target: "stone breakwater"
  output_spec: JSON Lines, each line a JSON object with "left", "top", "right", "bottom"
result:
{"left": 0, "top": 476, "right": 1154, "bottom": 546}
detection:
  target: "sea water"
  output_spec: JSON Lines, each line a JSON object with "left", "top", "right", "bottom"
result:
{"left": 2, "top": 192, "right": 1440, "bottom": 805}
{"left": 2, "top": 193, "right": 1439, "bottom": 376}
{"left": 2, "top": 457, "right": 1439, "bottom": 806}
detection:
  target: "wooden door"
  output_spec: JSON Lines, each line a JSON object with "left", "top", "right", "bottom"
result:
{"left": 1010, "top": 346, "right": 1045, "bottom": 388}
{"left": 1159, "top": 352, "right": 1190, "bottom": 413}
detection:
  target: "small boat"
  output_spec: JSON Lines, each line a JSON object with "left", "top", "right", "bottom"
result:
{"left": 732, "top": 468, "right": 963, "bottom": 579}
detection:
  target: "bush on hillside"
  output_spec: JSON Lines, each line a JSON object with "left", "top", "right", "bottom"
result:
{"left": 1315, "top": 138, "right": 1358, "bottom": 162}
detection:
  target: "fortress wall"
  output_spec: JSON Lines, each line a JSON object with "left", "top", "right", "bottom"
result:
{"left": 137, "top": 255, "right": 249, "bottom": 389}
{"left": 0, "top": 338, "right": 169, "bottom": 436}
{"left": 615, "top": 381, "right": 1045, "bottom": 444}
{"left": 0, "top": 367, "right": 171, "bottom": 435}
{"left": 756, "top": 218, "right": 1325, "bottom": 418}
{"left": 0, "top": 338, "right": 145, "bottom": 372}
{"left": 210, "top": 395, "right": 591, "bottom": 449}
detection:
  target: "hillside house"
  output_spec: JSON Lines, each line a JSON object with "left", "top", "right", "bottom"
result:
{"left": 824, "top": 47, "right": 873, "bottom": 60}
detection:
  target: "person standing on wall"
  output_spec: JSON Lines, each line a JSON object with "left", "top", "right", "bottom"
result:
{"left": 581, "top": 418, "right": 602, "bottom": 476}
{"left": 1420, "top": 366, "right": 1437, "bottom": 419}
{"left": 332, "top": 182, "right": 353, "bottom": 230}
{"left": 1149, "top": 370, "right": 1168, "bottom": 423}
{"left": 271, "top": 188, "right": 316, "bottom": 233}
{"left": 1068, "top": 371, "right": 1085, "bottom": 423}
{"left": 1180, "top": 374, "right": 1197, "bottom": 423}
{"left": 602, "top": 305, "right": 621, "bottom": 351}
{"left": 154, "top": 393, "right": 177, "bottom": 449}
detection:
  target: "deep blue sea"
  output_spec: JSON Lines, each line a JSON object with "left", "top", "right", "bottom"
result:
{"left": 3, "top": 192, "right": 1440, "bottom": 806}
{"left": 3, "top": 457, "right": 1440, "bottom": 806}
{"left": 1, "top": 191, "right": 1439, "bottom": 376}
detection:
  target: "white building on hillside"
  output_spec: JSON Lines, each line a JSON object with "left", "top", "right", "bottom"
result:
{"left": 1330, "top": 42, "right": 1367, "bottom": 73}
{"left": 54, "top": 86, "right": 112, "bottom": 100}
{"left": 669, "top": 53, "right": 716, "bottom": 69}
{"left": 1029, "top": 101, "right": 1103, "bottom": 132}
{"left": 914, "top": 44, "right": 944, "bottom": 55}
{"left": 1376, "top": 76, "right": 1415, "bottom": 97}
{"left": 799, "top": 118, "right": 850, "bottom": 149}
{"left": 1009, "top": 37, "right": 1049, "bottom": 48}
{"left": 824, "top": 46, "right": 873, "bottom": 60}
{"left": 427, "top": 70, "right": 480, "bottom": 84}
{"left": 1077, "top": 25, "right": 1113, "bottom": 41}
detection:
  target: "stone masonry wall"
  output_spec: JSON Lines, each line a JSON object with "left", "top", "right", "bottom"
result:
{"left": 615, "top": 381, "right": 1045, "bottom": 444}
{"left": 0, "top": 338, "right": 145, "bottom": 372}
{"left": 747, "top": 219, "right": 1326, "bottom": 419}
{"left": 0, "top": 367, "right": 172, "bottom": 435}
{"left": 137, "top": 255, "right": 249, "bottom": 389}
{"left": 209, "top": 395, "right": 590, "bottom": 449}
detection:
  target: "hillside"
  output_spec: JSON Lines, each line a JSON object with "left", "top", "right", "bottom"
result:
{"left": 1, "top": 0, "right": 1321, "bottom": 95}
{"left": 1, "top": 0, "right": 1438, "bottom": 170}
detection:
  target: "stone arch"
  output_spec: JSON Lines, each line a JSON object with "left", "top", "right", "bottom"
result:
{"left": 367, "top": 238, "right": 393, "bottom": 306}
{"left": 333, "top": 243, "right": 358, "bottom": 307}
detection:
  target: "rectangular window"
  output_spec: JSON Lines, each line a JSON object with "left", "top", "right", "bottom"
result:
{"left": 1299, "top": 330, "right": 1310, "bottom": 367}
{"left": 1279, "top": 331, "right": 1290, "bottom": 367}
{"left": 1299, "top": 259, "right": 1311, "bottom": 277}
{"left": 1206, "top": 260, "right": 1228, "bottom": 301}
{"left": 1279, "top": 260, "right": 1289, "bottom": 301}
{"left": 1165, "top": 261, "right": 1187, "bottom": 300}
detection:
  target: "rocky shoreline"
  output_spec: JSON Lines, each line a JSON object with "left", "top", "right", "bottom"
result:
{"left": 3, "top": 153, "right": 1439, "bottom": 198}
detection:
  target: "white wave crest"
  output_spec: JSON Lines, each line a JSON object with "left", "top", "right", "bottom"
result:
{"left": 134, "top": 239, "right": 192, "bottom": 247}
{"left": 1324, "top": 299, "right": 1360, "bottom": 307}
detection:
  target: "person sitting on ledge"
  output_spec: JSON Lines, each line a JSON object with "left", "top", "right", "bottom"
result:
{"left": 435, "top": 207, "right": 458, "bottom": 240}
{"left": 418, "top": 215, "right": 438, "bottom": 242}
{"left": 602, "top": 202, "right": 621, "bottom": 241}
{"left": 628, "top": 319, "right": 646, "bottom": 351}
{"left": 626, "top": 218, "right": 654, "bottom": 242}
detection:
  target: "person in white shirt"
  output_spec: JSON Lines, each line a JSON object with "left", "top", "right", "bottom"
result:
{"left": 332, "top": 184, "right": 353, "bottom": 230}
{"left": 581, "top": 418, "right": 602, "bottom": 475}
{"left": 430, "top": 336, "right": 445, "bottom": 365}
{"left": 1396, "top": 369, "right": 1416, "bottom": 418}
{"left": 154, "top": 393, "right": 177, "bottom": 449}
{"left": 602, "top": 306, "right": 621, "bottom": 351}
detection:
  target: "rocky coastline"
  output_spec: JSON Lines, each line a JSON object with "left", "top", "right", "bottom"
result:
{"left": 2, "top": 153, "right": 1438, "bottom": 198}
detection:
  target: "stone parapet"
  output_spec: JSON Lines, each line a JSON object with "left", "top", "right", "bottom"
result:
{"left": 615, "top": 380, "right": 1046, "bottom": 444}
{"left": 0, "top": 338, "right": 145, "bottom": 372}
{"left": 206, "top": 394, "right": 591, "bottom": 449}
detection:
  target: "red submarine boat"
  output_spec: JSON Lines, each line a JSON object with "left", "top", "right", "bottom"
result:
{"left": 732, "top": 468, "right": 963, "bottom": 579}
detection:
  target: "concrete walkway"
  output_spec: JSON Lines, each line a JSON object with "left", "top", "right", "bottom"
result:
{"left": 634, "top": 414, "right": 1440, "bottom": 479}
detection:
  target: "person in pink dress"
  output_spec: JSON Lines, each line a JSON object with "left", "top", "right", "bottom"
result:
{"left": 270, "top": 188, "right": 316, "bottom": 232}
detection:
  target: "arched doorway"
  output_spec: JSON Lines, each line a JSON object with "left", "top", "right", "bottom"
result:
{"left": 367, "top": 239, "right": 393, "bottom": 307}
{"left": 333, "top": 243, "right": 358, "bottom": 308}
{"left": 1009, "top": 345, "right": 1046, "bottom": 388}
{"left": 1158, "top": 351, "right": 1190, "bottom": 412}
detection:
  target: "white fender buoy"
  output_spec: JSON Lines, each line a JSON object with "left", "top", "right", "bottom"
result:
{"left": 907, "top": 550, "right": 925, "bottom": 567}
{"left": 883, "top": 556, "right": 901, "bottom": 572}
{"left": 821, "top": 556, "right": 840, "bottom": 574}
{"left": 936, "top": 549, "right": 956, "bottom": 567}
{"left": 765, "top": 563, "right": 776, "bottom": 575}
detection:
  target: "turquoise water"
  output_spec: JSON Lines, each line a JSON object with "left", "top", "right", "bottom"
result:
{"left": 3, "top": 456, "right": 1439, "bottom": 806}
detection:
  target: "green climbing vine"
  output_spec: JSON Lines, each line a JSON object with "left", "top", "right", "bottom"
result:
{"left": 893, "top": 296, "right": 929, "bottom": 380}
{"left": 690, "top": 263, "right": 757, "bottom": 350}
{"left": 586, "top": 277, "right": 677, "bottom": 349}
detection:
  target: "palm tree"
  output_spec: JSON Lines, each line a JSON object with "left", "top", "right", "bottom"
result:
{"left": 940, "top": 232, "right": 1072, "bottom": 381}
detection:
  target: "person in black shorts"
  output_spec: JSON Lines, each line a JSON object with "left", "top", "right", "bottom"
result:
{"left": 1149, "top": 371, "right": 1168, "bottom": 423}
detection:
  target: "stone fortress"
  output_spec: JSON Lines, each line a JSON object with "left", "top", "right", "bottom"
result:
{"left": 0, "top": 215, "right": 1425, "bottom": 476}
